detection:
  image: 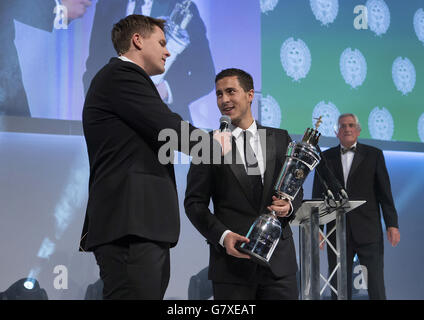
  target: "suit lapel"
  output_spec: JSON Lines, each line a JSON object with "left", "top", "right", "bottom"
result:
{"left": 224, "top": 123, "right": 273, "bottom": 211}
{"left": 347, "top": 143, "right": 365, "bottom": 183}
{"left": 260, "top": 126, "right": 276, "bottom": 210}
{"left": 327, "top": 146, "right": 345, "bottom": 188}
{"left": 225, "top": 138, "right": 255, "bottom": 207}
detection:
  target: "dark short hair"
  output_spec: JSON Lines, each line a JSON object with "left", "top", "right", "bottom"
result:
{"left": 215, "top": 68, "right": 254, "bottom": 92}
{"left": 111, "top": 14, "right": 166, "bottom": 55}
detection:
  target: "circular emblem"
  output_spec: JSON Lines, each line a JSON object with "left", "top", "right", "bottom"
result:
{"left": 418, "top": 113, "right": 424, "bottom": 142}
{"left": 310, "top": 0, "right": 339, "bottom": 26}
{"left": 340, "top": 48, "right": 367, "bottom": 89}
{"left": 366, "top": 0, "right": 390, "bottom": 36}
{"left": 260, "top": 0, "right": 279, "bottom": 14}
{"left": 392, "top": 57, "right": 416, "bottom": 96}
{"left": 295, "top": 169, "right": 305, "bottom": 180}
{"left": 259, "top": 94, "right": 282, "bottom": 128}
{"left": 368, "top": 106, "right": 394, "bottom": 140}
{"left": 280, "top": 37, "right": 312, "bottom": 82}
{"left": 413, "top": 8, "right": 424, "bottom": 45}
{"left": 312, "top": 101, "right": 340, "bottom": 137}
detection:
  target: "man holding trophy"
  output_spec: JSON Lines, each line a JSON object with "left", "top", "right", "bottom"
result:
{"left": 184, "top": 68, "right": 304, "bottom": 300}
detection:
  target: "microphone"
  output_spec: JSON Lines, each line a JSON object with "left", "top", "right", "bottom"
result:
{"left": 219, "top": 115, "right": 231, "bottom": 132}
{"left": 316, "top": 145, "right": 349, "bottom": 201}
{"left": 314, "top": 166, "right": 336, "bottom": 203}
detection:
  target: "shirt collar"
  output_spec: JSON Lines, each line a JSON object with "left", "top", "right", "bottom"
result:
{"left": 118, "top": 55, "right": 137, "bottom": 65}
{"left": 231, "top": 120, "right": 257, "bottom": 140}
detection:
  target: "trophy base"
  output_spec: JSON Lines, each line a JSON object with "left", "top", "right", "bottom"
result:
{"left": 235, "top": 244, "right": 271, "bottom": 268}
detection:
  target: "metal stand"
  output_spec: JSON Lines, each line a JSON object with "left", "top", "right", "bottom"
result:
{"left": 291, "top": 200, "right": 365, "bottom": 300}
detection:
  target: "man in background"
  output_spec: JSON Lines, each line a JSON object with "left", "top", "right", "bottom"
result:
{"left": 312, "top": 113, "right": 400, "bottom": 299}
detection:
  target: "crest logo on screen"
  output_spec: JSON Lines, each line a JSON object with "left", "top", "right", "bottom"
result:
{"left": 392, "top": 57, "right": 416, "bottom": 96}
{"left": 260, "top": 0, "right": 279, "bottom": 14}
{"left": 310, "top": 0, "right": 339, "bottom": 26}
{"left": 312, "top": 101, "right": 340, "bottom": 137}
{"left": 259, "top": 94, "right": 282, "bottom": 128}
{"left": 414, "top": 8, "right": 424, "bottom": 45}
{"left": 368, "top": 107, "right": 394, "bottom": 140}
{"left": 366, "top": 0, "right": 390, "bottom": 36}
{"left": 340, "top": 48, "right": 367, "bottom": 89}
{"left": 280, "top": 38, "right": 311, "bottom": 82}
{"left": 418, "top": 113, "right": 424, "bottom": 143}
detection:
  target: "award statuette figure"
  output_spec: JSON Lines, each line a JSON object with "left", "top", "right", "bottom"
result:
{"left": 237, "top": 121, "right": 323, "bottom": 266}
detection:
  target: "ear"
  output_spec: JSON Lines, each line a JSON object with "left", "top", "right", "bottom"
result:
{"left": 247, "top": 89, "right": 254, "bottom": 104}
{"left": 132, "top": 33, "right": 143, "bottom": 50}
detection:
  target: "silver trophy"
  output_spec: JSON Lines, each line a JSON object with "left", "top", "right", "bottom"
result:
{"left": 237, "top": 119, "right": 323, "bottom": 266}
{"left": 151, "top": 0, "right": 193, "bottom": 85}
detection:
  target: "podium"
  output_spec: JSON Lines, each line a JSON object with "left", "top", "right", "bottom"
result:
{"left": 290, "top": 199, "right": 365, "bottom": 300}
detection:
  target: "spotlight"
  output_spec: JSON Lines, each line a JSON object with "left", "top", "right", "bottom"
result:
{"left": 23, "top": 279, "right": 35, "bottom": 290}
{"left": 0, "top": 278, "right": 48, "bottom": 300}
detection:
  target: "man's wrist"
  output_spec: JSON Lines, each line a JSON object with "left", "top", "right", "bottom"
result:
{"left": 284, "top": 200, "right": 294, "bottom": 217}
{"left": 219, "top": 230, "right": 231, "bottom": 247}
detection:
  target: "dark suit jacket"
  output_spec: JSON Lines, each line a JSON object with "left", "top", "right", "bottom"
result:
{"left": 80, "top": 57, "right": 199, "bottom": 252}
{"left": 312, "top": 143, "right": 399, "bottom": 245}
{"left": 0, "top": 0, "right": 56, "bottom": 116}
{"left": 184, "top": 125, "right": 303, "bottom": 284}
{"left": 83, "top": 0, "right": 215, "bottom": 122}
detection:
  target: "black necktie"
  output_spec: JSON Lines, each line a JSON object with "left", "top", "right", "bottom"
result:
{"left": 341, "top": 146, "right": 356, "bottom": 154}
{"left": 243, "top": 130, "right": 263, "bottom": 210}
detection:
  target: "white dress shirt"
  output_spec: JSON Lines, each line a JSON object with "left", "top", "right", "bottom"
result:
{"left": 340, "top": 142, "right": 357, "bottom": 187}
{"left": 231, "top": 121, "right": 265, "bottom": 183}
{"left": 118, "top": 55, "right": 136, "bottom": 64}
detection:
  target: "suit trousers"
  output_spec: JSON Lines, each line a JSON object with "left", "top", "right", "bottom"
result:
{"left": 212, "top": 266, "right": 298, "bottom": 300}
{"left": 327, "top": 237, "right": 386, "bottom": 300}
{"left": 93, "top": 236, "right": 170, "bottom": 300}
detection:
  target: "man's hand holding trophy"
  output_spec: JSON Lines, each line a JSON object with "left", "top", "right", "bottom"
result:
{"left": 236, "top": 118, "right": 323, "bottom": 266}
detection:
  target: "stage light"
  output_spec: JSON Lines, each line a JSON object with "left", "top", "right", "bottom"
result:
{"left": 1, "top": 278, "right": 48, "bottom": 300}
{"left": 23, "top": 279, "right": 35, "bottom": 290}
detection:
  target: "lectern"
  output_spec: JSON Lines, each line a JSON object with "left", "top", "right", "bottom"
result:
{"left": 291, "top": 199, "right": 365, "bottom": 300}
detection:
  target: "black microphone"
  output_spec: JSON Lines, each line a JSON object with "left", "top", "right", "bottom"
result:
{"left": 314, "top": 166, "right": 336, "bottom": 203}
{"left": 316, "top": 145, "right": 349, "bottom": 201}
{"left": 219, "top": 115, "right": 231, "bottom": 132}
